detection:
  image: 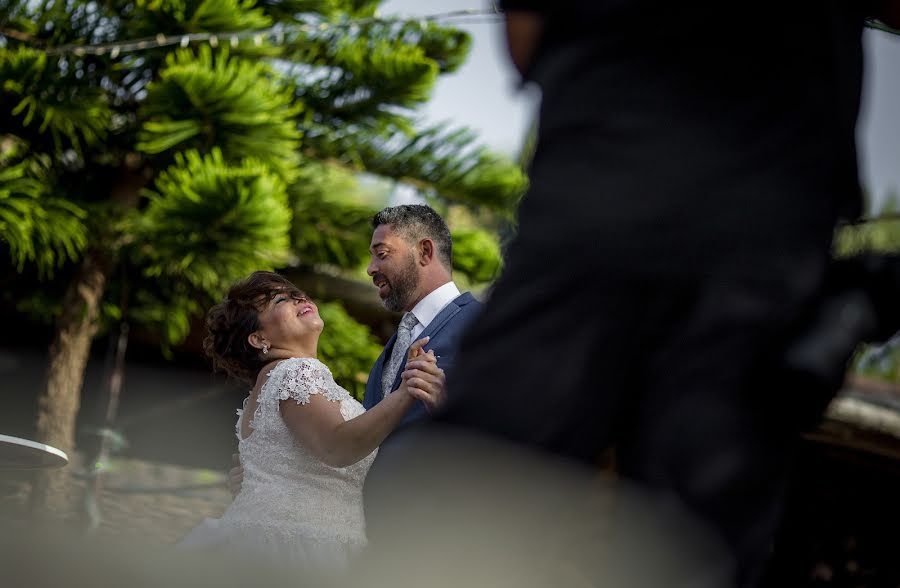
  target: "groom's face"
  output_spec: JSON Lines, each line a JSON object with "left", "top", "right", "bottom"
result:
{"left": 368, "top": 224, "right": 421, "bottom": 312}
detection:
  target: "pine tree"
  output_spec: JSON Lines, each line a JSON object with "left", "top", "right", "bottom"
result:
{"left": 0, "top": 0, "right": 526, "bottom": 513}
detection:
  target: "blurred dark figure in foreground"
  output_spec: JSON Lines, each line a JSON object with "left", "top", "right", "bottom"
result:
{"left": 368, "top": 2, "right": 900, "bottom": 588}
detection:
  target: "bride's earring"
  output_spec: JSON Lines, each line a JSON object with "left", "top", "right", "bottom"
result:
{"left": 262, "top": 343, "right": 269, "bottom": 355}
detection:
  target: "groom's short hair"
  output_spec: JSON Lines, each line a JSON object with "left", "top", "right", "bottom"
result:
{"left": 373, "top": 205, "right": 453, "bottom": 270}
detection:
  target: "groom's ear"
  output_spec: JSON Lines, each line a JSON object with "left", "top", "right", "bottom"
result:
{"left": 419, "top": 238, "right": 435, "bottom": 265}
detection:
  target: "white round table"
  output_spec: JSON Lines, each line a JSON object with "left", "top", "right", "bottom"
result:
{"left": 0, "top": 434, "right": 69, "bottom": 470}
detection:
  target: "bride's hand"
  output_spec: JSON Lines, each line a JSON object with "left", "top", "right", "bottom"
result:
{"left": 401, "top": 340, "right": 446, "bottom": 411}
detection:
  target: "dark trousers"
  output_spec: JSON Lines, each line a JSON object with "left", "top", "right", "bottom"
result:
{"left": 436, "top": 152, "right": 838, "bottom": 587}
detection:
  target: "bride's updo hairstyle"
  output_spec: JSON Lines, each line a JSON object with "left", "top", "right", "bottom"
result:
{"left": 204, "top": 271, "right": 308, "bottom": 384}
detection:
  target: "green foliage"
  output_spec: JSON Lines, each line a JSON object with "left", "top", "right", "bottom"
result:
{"left": 14, "top": 289, "right": 65, "bottom": 324}
{"left": 0, "top": 0, "right": 38, "bottom": 36}
{"left": 289, "top": 20, "right": 469, "bottom": 121}
{"left": 281, "top": 17, "right": 525, "bottom": 210}
{"left": 451, "top": 227, "right": 503, "bottom": 284}
{"left": 834, "top": 218, "right": 900, "bottom": 257}
{"left": 187, "top": 0, "right": 272, "bottom": 33}
{"left": 287, "top": 161, "right": 376, "bottom": 268}
{"left": 123, "top": 0, "right": 273, "bottom": 44}
{"left": 292, "top": 194, "right": 375, "bottom": 269}
{"left": 138, "top": 46, "right": 302, "bottom": 180}
{"left": 406, "top": 21, "right": 472, "bottom": 74}
{"left": 333, "top": 35, "right": 438, "bottom": 111}
{"left": 0, "top": 148, "right": 88, "bottom": 276}
{"left": 128, "top": 148, "right": 292, "bottom": 295}
{"left": 316, "top": 301, "right": 383, "bottom": 400}
{"left": 303, "top": 121, "right": 529, "bottom": 212}
{"left": 288, "top": 25, "right": 440, "bottom": 128}
{"left": 144, "top": 0, "right": 272, "bottom": 32}
{"left": 834, "top": 192, "right": 900, "bottom": 257}
{"left": 127, "top": 286, "right": 204, "bottom": 345}
{"left": 254, "top": 0, "right": 378, "bottom": 21}
{"left": 120, "top": 148, "right": 294, "bottom": 343}
{"left": 0, "top": 46, "right": 112, "bottom": 155}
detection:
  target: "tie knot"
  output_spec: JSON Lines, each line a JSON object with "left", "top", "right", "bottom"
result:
{"left": 399, "top": 312, "right": 418, "bottom": 333}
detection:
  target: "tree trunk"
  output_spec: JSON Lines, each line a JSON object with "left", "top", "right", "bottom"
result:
{"left": 29, "top": 248, "right": 113, "bottom": 516}
{"left": 28, "top": 157, "right": 147, "bottom": 517}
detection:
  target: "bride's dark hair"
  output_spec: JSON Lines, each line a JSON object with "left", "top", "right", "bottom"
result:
{"left": 204, "top": 271, "right": 308, "bottom": 384}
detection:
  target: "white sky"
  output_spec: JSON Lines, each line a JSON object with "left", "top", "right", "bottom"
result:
{"left": 860, "top": 29, "right": 900, "bottom": 211}
{"left": 380, "top": 0, "right": 900, "bottom": 215}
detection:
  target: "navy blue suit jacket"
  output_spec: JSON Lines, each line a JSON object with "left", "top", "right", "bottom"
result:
{"left": 362, "top": 292, "right": 481, "bottom": 426}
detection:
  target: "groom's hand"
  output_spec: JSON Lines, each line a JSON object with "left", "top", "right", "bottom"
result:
{"left": 406, "top": 336, "right": 429, "bottom": 361}
{"left": 402, "top": 348, "right": 446, "bottom": 411}
{"left": 227, "top": 453, "right": 244, "bottom": 498}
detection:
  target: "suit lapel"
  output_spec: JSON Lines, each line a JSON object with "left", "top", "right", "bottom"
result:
{"left": 418, "top": 300, "right": 462, "bottom": 342}
{"left": 379, "top": 332, "right": 398, "bottom": 373}
{"left": 368, "top": 293, "right": 476, "bottom": 407}
{"left": 387, "top": 293, "right": 473, "bottom": 393}
{"left": 364, "top": 333, "right": 395, "bottom": 409}
{"left": 420, "top": 292, "right": 475, "bottom": 340}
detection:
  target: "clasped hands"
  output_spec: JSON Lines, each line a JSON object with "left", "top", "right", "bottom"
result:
{"left": 398, "top": 336, "right": 446, "bottom": 412}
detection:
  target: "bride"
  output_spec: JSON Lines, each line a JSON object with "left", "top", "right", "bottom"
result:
{"left": 179, "top": 271, "right": 441, "bottom": 570}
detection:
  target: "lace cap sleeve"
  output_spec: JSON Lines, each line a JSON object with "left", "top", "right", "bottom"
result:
{"left": 270, "top": 357, "right": 344, "bottom": 405}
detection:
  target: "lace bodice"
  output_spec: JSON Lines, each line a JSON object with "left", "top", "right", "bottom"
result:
{"left": 221, "top": 357, "right": 376, "bottom": 545}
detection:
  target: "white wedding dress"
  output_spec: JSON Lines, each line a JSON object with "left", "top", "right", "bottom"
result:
{"left": 179, "top": 357, "right": 377, "bottom": 571}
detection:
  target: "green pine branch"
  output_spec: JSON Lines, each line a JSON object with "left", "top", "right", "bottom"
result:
{"left": 128, "top": 148, "right": 293, "bottom": 297}
{"left": 286, "top": 18, "right": 469, "bottom": 125}
{"left": 257, "top": 0, "right": 378, "bottom": 22}
{"left": 302, "top": 120, "right": 528, "bottom": 212}
{"left": 1, "top": 46, "right": 113, "bottom": 155}
{"left": 0, "top": 149, "right": 89, "bottom": 277}
{"left": 288, "top": 162, "right": 376, "bottom": 269}
{"left": 137, "top": 45, "right": 302, "bottom": 180}
{"left": 124, "top": 0, "right": 272, "bottom": 38}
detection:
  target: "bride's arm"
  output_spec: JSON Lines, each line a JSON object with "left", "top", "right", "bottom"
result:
{"left": 280, "top": 338, "right": 432, "bottom": 468}
{"left": 280, "top": 382, "right": 414, "bottom": 467}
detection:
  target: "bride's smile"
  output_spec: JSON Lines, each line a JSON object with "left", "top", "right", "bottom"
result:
{"left": 251, "top": 290, "right": 324, "bottom": 360}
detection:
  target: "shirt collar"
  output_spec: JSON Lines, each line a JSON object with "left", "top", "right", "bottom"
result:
{"left": 409, "top": 282, "right": 461, "bottom": 330}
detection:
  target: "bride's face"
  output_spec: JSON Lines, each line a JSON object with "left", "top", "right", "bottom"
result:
{"left": 254, "top": 289, "right": 323, "bottom": 352}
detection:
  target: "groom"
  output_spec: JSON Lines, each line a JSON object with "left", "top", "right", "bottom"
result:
{"left": 363, "top": 204, "right": 481, "bottom": 424}
{"left": 228, "top": 204, "right": 480, "bottom": 491}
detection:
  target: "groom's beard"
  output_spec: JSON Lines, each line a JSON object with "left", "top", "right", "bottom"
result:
{"left": 381, "top": 253, "right": 420, "bottom": 313}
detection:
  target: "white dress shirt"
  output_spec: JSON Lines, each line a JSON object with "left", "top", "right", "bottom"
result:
{"left": 407, "top": 281, "right": 461, "bottom": 341}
